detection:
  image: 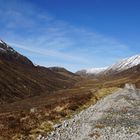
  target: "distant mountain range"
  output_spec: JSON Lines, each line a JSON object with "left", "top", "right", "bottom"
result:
{"left": 76, "top": 55, "right": 140, "bottom": 77}
{"left": 76, "top": 67, "right": 107, "bottom": 76}
{"left": 0, "top": 40, "right": 80, "bottom": 104}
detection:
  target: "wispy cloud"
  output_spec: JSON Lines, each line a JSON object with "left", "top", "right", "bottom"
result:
{"left": 0, "top": 0, "right": 134, "bottom": 71}
{"left": 9, "top": 42, "right": 88, "bottom": 63}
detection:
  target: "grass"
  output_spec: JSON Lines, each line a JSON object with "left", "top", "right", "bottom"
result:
{"left": 0, "top": 78, "right": 121, "bottom": 139}
{"left": 0, "top": 60, "right": 80, "bottom": 105}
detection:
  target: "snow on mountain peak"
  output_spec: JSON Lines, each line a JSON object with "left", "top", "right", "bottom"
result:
{"left": 0, "top": 39, "right": 6, "bottom": 44}
{"left": 85, "top": 67, "right": 107, "bottom": 74}
{"left": 0, "top": 40, "right": 3, "bottom": 44}
{"left": 107, "top": 54, "right": 140, "bottom": 72}
{"left": 77, "top": 54, "right": 140, "bottom": 76}
{"left": 0, "top": 39, "right": 16, "bottom": 53}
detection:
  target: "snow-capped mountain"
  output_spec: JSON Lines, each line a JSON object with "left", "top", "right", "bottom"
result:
{"left": 0, "top": 39, "right": 33, "bottom": 66}
{"left": 77, "top": 55, "right": 140, "bottom": 76}
{"left": 106, "top": 55, "right": 140, "bottom": 72}
{"left": 76, "top": 67, "right": 107, "bottom": 76}
{"left": 0, "top": 39, "right": 16, "bottom": 53}
{"left": 85, "top": 67, "right": 107, "bottom": 74}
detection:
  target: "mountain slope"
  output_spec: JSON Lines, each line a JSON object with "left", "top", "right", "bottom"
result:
{"left": 0, "top": 40, "right": 80, "bottom": 104}
{"left": 48, "top": 67, "right": 77, "bottom": 78}
{"left": 0, "top": 40, "right": 33, "bottom": 66}
{"left": 106, "top": 55, "right": 140, "bottom": 72}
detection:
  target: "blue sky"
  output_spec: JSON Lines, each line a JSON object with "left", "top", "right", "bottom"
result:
{"left": 0, "top": 0, "right": 140, "bottom": 72}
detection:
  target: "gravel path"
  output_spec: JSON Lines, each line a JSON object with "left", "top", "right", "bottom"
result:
{"left": 37, "top": 84, "right": 140, "bottom": 140}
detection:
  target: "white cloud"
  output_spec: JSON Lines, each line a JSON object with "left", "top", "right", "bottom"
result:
{"left": 9, "top": 42, "right": 89, "bottom": 64}
{"left": 0, "top": 0, "right": 134, "bottom": 71}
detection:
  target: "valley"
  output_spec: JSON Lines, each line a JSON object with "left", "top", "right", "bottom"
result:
{"left": 1, "top": 1, "right": 140, "bottom": 140}
{"left": 0, "top": 40, "right": 140, "bottom": 139}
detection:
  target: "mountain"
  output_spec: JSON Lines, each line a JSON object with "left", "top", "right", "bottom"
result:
{"left": 48, "top": 67, "right": 77, "bottom": 77}
{"left": 0, "top": 40, "right": 33, "bottom": 66}
{"left": 77, "top": 54, "right": 140, "bottom": 89}
{"left": 76, "top": 67, "right": 107, "bottom": 76}
{"left": 104, "top": 55, "right": 140, "bottom": 74}
{"left": 0, "top": 40, "right": 80, "bottom": 104}
{"left": 77, "top": 55, "right": 140, "bottom": 77}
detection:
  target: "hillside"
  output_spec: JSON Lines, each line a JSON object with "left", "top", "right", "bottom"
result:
{"left": 0, "top": 40, "right": 80, "bottom": 104}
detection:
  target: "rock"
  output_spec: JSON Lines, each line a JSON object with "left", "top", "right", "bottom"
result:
{"left": 124, "top": 83, "right": 136, "bottom": 90}
{"left": 54, "top": 124, "right": 62, "bottom": 129}
{"left": 37, "top": 87, "right": 140, "bottom": 140}
{"left": 36, "top": 134, "right": 42, "bottom": 140}
{"left": 30, "top": 107, "right": 37, "bottom": 113}
{"left": 63, "top": 121, "right": 69, "bottom": 127}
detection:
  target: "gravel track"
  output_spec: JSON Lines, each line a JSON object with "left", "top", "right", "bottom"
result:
{"left": 37, "top": 84, "right": 140, "bottom": 140}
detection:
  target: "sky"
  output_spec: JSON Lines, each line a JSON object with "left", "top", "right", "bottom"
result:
{"left": 0, "top": 0, "right": 140, "bottom": 72}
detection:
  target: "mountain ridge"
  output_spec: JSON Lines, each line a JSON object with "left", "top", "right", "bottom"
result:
{"left": 105, "top": 54, "right": 140, "bottom": 73}
{"left": 77, "top": 54, "right": 140, "bottom": 76}
{"left": 0, "top": 40, "right": 34, "bottom": 67}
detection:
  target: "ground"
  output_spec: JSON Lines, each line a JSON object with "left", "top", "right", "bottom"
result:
{"left": 43, "top": 84, "right": 140, "bottom": 140}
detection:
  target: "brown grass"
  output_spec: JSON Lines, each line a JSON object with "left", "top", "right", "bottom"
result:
{"left": 0, "top": 77, "right": 120, "bottom": 139}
